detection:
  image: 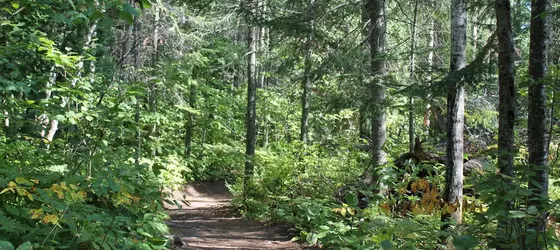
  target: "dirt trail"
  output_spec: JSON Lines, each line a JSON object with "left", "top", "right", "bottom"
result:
{"left": 165, "top": 181, "right": 303, "bottom": 250}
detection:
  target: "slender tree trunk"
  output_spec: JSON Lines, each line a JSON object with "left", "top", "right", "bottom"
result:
{"left": 472, "top": 24, "right": 478, "bottom": 58}
{"left": 365, "top": 0, "right": 387, "bottom": 185}
{"left": 527, "top": 0, "right": 551, "bottom": 241}
{"left": 300, "top": 0, "right": 314, "bottom": 143}
{"left": 442, "top": 0, "right": 467, "bottom": 225}
{"left": 133, "top": 7, "right": 141, "bottom": 166}
{"left": 234, "top": 16, "right": 243, "bottom": 89}
{"left": 426, "top": 5, "right": 436, "bottom": 137}
{"left": 495, "top": 0, "right": 517, "bottom": 246}
{"left": 244, "top": 0, "right": 258, "bottom": 204}
{"left": 185, "top": 84, "right": 196, "bottom": 158}
{"left": 496, "top": 0, "right": 516, "bottom": 181}
{"left": 359, "top": 2, "right": 370, "bottom": 143}
{"left": 153, "top": 8, "right": 160, "bottom": 66}
{"left": 408, "top": 0, "right": 418, "bottom": 154}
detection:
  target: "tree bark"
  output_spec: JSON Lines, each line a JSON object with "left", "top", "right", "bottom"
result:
{"left": 185, "top": 84, "right": 196, "bottom": 158}
{"left": 495, "top": 0, "right": 517, "bottom": 246}
{"left": 300, "top": 0, "right": 314, "bottom": 143}
{"left": 133, "top": 5, "right": 141, "bottom": 166}
{"left": 244, "top": 0, "right": 258, "bottom": 204}
{"left": 365, "top": 0, "right": 387, "bottom": 188}
{"left": 408, "top": 0, "right": 418, "bottom": 154}
{"left": 496, "top": 0, "right": 516, "bottom": 180}
{"left": 442, "top": 0, "right": 467, "bottom": 225}
{"left": 528, "top": 0, "right": 551, "bottom": 240}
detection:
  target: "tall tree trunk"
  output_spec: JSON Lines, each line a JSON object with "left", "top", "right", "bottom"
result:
{"left": 244, "top": 0, "right": 258, "bottom": 204}
{"left": 496, "top": 0, "right": 516, "bottom": 183}
{"left": 234, "top": 14, "right": 243, "bottom": 89}
{"left": 472, "top": 24, "right": 478, "bottom": 58}
{"left": 185, "top": 84, "right": 196, "bottom": 158}
{"left": 495, "top": 0, "right": 517, "bottom": 246}
{"left": 359, "top": 2, "right": 371, "bottom": 143}
{"left": 442, "top": 0, "right": 467, "bottom": 225}
{"left": 527, "top": 0, "right": 550, "bottom": 241}
{"left": 426, "top": 5, "right": 436, "bottom": 137}
{"left": 133, "top": 6, "right": 141, "bottom": 166}
{"left": 300, "top": 0, "right": 314, "bottom": 143}
{"left": 408, "top": 0, "right": 418, "bottom": 154}
{"left": 365, "top": 0, "right": 387, "bottom": 184}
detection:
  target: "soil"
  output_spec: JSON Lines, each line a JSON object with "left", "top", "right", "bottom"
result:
{"left": 165, "top": 181, "right": 304, "bottom": 250}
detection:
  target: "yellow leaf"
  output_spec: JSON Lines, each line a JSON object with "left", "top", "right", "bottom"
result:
{"left": 8, "top": 181, "right": 16, "bottom": 188}
{"left": 42, "top": 214, "right": 59, "bottom": 225}
{"left": 340, "top": 208, "right": 347, "bottom": 217}
{"left": 347, "top": 207, "right": 355, "bottom": 216}
{"left": 411, "top": 182, "right": 418, "bottom": 192}
{"left": 30, "top": 208, "right": 43, "bottom": 219}
{"left": 412, "top": 204, "right": 424, "bottom": 215}
{"left": 51, "top": 184, "right": 65, "bottom": 199}
{"left": 27, "top": 193, "right": 33, "bottom": 201}
{"left": 380, "top": 202, "right": 390, "bottom": 214}
{"left": 0, "top": 188, "right": 14, "bottom": 194}
{"left": 78, "top": 191, "right": 87, "bottom": 199}
{"left": 30, "top": 179, "right": 39, "bottom": 184}
{"left": 16, "top": 187, "right": 28, "bottom": 196}
{"left": 15, "top": 177, "right": 30, "bottom": 184}
{"left": 442, "top": 202, "right": 457, "bottom": 215}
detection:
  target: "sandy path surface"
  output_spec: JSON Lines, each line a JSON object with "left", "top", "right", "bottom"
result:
{"left": 165, "top": 181, "right": 303, "bottom": 250}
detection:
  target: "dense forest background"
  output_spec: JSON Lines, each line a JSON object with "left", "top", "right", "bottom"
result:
{"left": 1, "top": 0, "right": 560, "bottom": 249}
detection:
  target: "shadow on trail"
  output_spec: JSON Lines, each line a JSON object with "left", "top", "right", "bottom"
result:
{"left": 165, "top": 180, "right": 304, "bottom": 250}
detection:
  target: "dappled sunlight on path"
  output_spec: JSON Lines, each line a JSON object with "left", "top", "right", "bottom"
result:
{"left": 166, "top": 181, "right": 303, "bottom": 250}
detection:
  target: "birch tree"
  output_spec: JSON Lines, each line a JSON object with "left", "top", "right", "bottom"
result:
{"left": 442, "top": 0, "right": 467, "bottom": 225}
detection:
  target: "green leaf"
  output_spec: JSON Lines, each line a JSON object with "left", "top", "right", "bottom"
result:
{"left": 66, "top": 0, "right": 76, "bottom": 10}
{"left": 452, "top": 235, "right": 478, "bottom": 250}
{"left": 86, "top": 213, "right": 104, "bottom": 222}
{"left": 0, "top": 241, "right": 14, "bottom": 250}
{"left": 54, "top": 115, "right": 66, "bottom": 122}
{"left": 485, "top": 201, "right": 504, "bottom": 220}
{"left": 141, "top": 0, "right": 152, "bottom": 9}
{"left": 15, "top": 242, "right": 32, "bottom": 250}
{"left": 10, "top": 2, "right": 19, "bottom": 9}
{"left": 5, "top": 205, "right": 20, "bottom": 217}
{"left": 123, "top": 3, "right": 139, "bottom": 17}
{"left": 136, "top": 243, "right": 151, "bottom": 250}
{"left": 509, "top": 210, "right": 526, "bottom": 219}
{"left": 527, "top": 206, "right": 539, "bottom": 215}
{"left": 147, "top": 237, "right": 168, "bottom": 246}
{"left": 344, "top": 193, "right": 359, "bottom": 207}
{"left": 137, "top": 228, "right": 153, "bottom": 238}
{"left": 119, "top": 11, "right": 134, "bottom": 24}
{"left": 380, "top": 240, "right": 392, "bottom": 249}
{"left": 107, "top": 179, "right": 120, "bottom": 192}
{"left": 89, "top": 10, "right": 104, "bottom": 21}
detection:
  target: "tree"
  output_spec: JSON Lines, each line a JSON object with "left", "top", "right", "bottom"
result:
{"left": 300, "top": 0, "right": 315, "bottom": 143}
{"left": 442, "top": 0, "right": 467, "bottom": 225}
{"left": 365, "top": 0, "right": 387, "bottom": 181}
{"left": 527, "top": 0, "right": 551, "bottom": 240}
{"left": 244, "top": 0, "right": 258, "bottom": 203}
{"left": 408, "top": 0, "right": 419, "bottom": 154}
{"left": 495, "top": 0, "right": 516, "bottom": 245}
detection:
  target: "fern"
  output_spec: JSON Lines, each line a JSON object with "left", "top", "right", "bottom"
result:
{"left": 0, "top": 211, "right": 31, "bottom": 235}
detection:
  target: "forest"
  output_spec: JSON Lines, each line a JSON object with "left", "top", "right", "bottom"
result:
{"left": 1, "top": 0, "right": 560, "bottom": 249}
